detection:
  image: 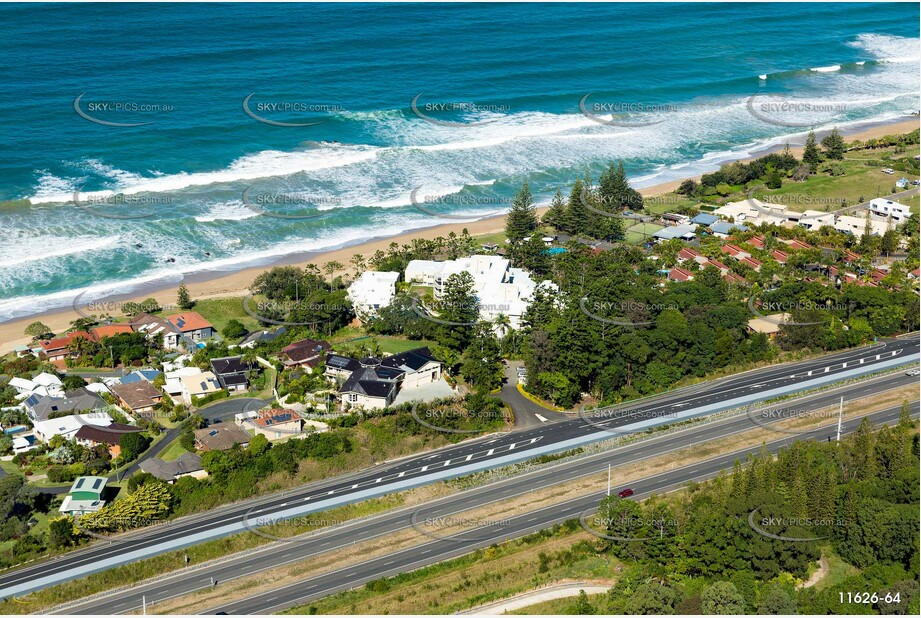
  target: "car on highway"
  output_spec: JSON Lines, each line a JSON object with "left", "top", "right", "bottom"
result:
{"left": 617, "top": 488, "right": 634, "bottom": 498}
{"left": 905, "top": 369, "right": 920, "bottom": 376}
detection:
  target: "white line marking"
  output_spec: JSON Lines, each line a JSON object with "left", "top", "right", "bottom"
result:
{"left": 487, "top": 449, "right": 494, "bottom": 456}
{"left": 465, "top": 454, "right": 473, "bottom": 461}
{"left": 509, "top": 443, "right": 516, "bottom": 450}
{"left": 398, "top": 472, "right": 405, "bottom": 477}
{"left": 375, "top": 478, "right": 382, "bottom": 483}
{"left": 535, "top": 414, "right": 548, "bottom": 423}
{"left": 421, "top": 466, "right": 428, "bottom": 472}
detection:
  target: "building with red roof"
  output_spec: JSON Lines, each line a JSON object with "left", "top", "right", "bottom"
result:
{"left": 668, "top": 267, "right": 695, "bottom": 282}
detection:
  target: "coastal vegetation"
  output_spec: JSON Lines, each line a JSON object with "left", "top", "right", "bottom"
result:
{"left": 284, "top": 411, "right": 919, "bottom": 615}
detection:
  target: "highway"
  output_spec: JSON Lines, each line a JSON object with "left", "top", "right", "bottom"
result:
{"left": 2, "top": 335, "right": 917, "bottom": 600}
{"left": 48, "top": 368, "right": 919, "bottom": 614}
{"left": 204, "top": 402, "right": 918, "bottom": 616}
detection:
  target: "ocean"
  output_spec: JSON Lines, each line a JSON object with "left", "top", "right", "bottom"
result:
{"left": 0, "top": 2, "right": 918, "bottom": 321}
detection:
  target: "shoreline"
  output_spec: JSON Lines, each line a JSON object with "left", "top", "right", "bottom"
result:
{"left": 1, "top": 116, "right": 917, "bottom": 355}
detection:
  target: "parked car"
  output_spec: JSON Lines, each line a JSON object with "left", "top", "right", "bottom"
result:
{"left": 881, "top": 168, "right": 894, "bottom": 175}
{"left": 618, "top": 488, "right": 635, "bottom": 498}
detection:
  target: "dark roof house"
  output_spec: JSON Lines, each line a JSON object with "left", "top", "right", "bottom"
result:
{"left": 210, "top": 356, "right": 251, "bottom": 390}
{"left": 26, "top": 387, "right": 107, "bottom": 423}
{"left": 194, "top": 424, "right": 252, "bottom": 451}
{"left": 139, "top": 453, "right": 204, "bottom": 482}
{"left": 281, "top": 338, "right": 332, "bottom": 367}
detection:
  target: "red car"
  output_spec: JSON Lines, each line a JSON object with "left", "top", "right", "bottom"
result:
{"left": 617, "top": 488, "right": 634, "bottom": 498}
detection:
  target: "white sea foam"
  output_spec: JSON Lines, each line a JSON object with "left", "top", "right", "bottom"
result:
{"left": 810, "top": 64, "right": 841, "bottom": 73}
{"left": 194, "top": 202, "right": 260, "bottom": 223}
{"left": 0, "top": 235, "right": 120, "bottom": 269}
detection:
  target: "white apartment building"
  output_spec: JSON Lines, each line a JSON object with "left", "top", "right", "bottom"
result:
{"left": 347, "top": 271, "right": 400, "bottom": 320}
{"left": 404, "top": 255, "right": 552, "bottom": 330}
{"left": 869, "top": 198, "right": 911, "bottom": 222}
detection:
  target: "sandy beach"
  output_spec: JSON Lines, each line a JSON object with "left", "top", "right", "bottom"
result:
{"left": 1, "top": 117, "right": 917, "bottom": 355}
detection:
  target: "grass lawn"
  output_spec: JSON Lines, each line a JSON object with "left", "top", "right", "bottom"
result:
{"left": 815, "top": 549, "right": 861, "bottom": 592}
{"left": 473, "top": 230, "right": 508, "bottom": 247}
{"left": 187, "top": 296, "right": 261, "bottom": 337}
{"left": 744, "top": 153, "right": 918, "bottom": 214}
{"left": 0, "top": 459, "right": 21, "bottom": 476}
{"left": 159, "top": 440, "right": 191, "bottom": 462}
{"left": 375, "top": 336, "right": 437, "bottom": 354}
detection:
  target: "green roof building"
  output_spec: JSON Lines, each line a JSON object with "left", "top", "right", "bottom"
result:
{"left": 68, "top": 476, "right": 107, "bottom": 501}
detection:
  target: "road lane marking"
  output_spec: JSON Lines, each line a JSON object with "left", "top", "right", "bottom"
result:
{"left": 535, "top": 414, "right": 548, "bottom": 423}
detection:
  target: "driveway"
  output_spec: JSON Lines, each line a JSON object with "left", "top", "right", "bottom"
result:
{"left": 497, "top": 361, "right": 568, "bottom": 429}
{"left": 198, "top": 396, "right": 271, "bottom": 424}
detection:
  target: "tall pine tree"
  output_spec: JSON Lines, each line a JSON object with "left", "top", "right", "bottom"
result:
{"left": 802, "top": 131, "right": 821, "bottom": 172}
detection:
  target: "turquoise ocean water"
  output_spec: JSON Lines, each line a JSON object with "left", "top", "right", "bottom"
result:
{"left": 0, "top": 2, "right": 918, "bottom": 320}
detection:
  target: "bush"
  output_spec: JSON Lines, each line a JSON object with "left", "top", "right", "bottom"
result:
{"left": 192, "top": 390, "right": 229, "bottom": 407}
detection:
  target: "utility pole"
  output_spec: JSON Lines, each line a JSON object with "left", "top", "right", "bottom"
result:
{"left": 835, "top": 396, "right": 843, "bottom": 442}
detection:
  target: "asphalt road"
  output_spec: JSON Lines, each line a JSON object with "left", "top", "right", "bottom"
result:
{"left": 50, "top": 369, "right": 919, "bottom": 614}
{"left": 207, "top": 401, "right": 920, "bottom": 615}
{"left": 3, "top": 335, "right": 917, "bottom": 600}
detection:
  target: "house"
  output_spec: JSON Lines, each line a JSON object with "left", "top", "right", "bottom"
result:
{"left": 25, "top": 387, "right": 107, "bottom": 423}
{"left": 194, "top": 424, "right": 252, "bottom": 451}
{"left": 110, "top": 380, "right": 162, "bottom": 415}
{"left": 739, "top": 256, "right": 762, "bottom": 272}
{"left": 722, "top": 272, "right": 749, "bottom": 285}
{"left": 709, "top": 220, "right": 748, "bottom": 238}
{"left": 747, "top": 235, "right": 766, "bottom": 249}
{"left": 165, "top": 312, "right": 215, "bottom": 346}
{"left": 139, "top": 453, "right": 207, "bottom": 483}
{"left": 163, "top": 366, "right": 203, "bottom": 400}
{"left": 668, "top": 267, "right": 695, "bottom": 282}
{"left": 842, "top": 249, "right": 861, "bottom": 264}
{"left": 721, "top": 244, "right": 750, "bottom": 260}
{"left": 59, "top": 476, "right": 108, "bottom": 515}
{"left": 793, "top": 210, "right": 835, "bottom": 230}
{"left": 481, "top": 242, "right": 499, "bottom": 252}
{"left": 676, "top": 247, "right": 707, "bottom": 265}
{"left": 37, "top": 331, "right": 91, "bottom": 361}
{"left": 328, "top": 347, "right": 444, "bottom": 411}
{"left": 248, "top": 409, "right": 304, "bottom": 440}
{"left": 74, "top": 423, "right": 143, "bottom": 455}
{"left": 833, "top": 215, "right": 888, "bottom": 237}
{"left": 239, "top": 326, "right": 287, "bottom": 349}
{"left": 32, "top": 412, "right": 112, "bottom": 443}
{"left": 118, "top": 369, "right": 162, "bottom": 384}
{"left": 690, "top": 213, "right": 719, "bottom": 226}
{"left": 130, "top": 311, "right": 214, "bottom": 350}
{"left": 8, "top": 376, "right": 59, "bottom": 401}
{"left": 347, "top": 271, "right": 400, "bottom": 320}
{"left": 770, "top": 249, "right": 789, "bottom": 265}
{"left": 704, "top": 258, "right": 731, "bottom": 275}
{"left": 89, "top": 324, "right": 134, "bottom": 340}
{"left": 179, "top": 371, "right": 222, "bottom": 405}
{"left": 652, "top": 224, "right": 697, "bottom": 242}
{"left": 869, "top": 198, "right": 911, "bottom": 222}
{"left": 661, "top": 212, "right": 690, "bottom": 226}
{"left": 337, "top": 361, "right": 404, "bottom": 410}
{"left": 210, "top": 356, "right": 251, "bottom": 392}
{"left": 281, "top": 338, "right": 332, "bottom": 368}
{"left": 783, "top": 238, "right": 813, "bottom": 250}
